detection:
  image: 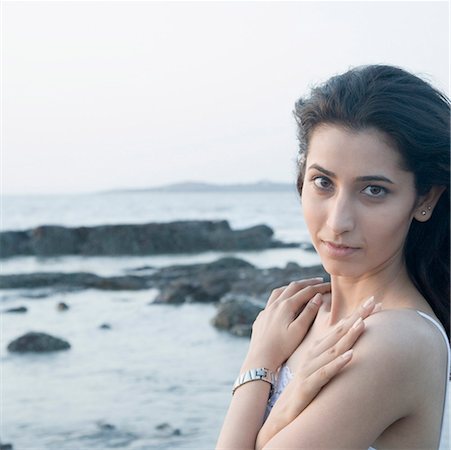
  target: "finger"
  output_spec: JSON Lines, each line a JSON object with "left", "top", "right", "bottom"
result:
{"left": 313, "top": 296, "right": 374, "bottom": 352}
{"left": 283, "top": 282, "right": 331, "bottom": 313}
{"left": 266, "top": 285, "right": 288, "bottom": 307}
{"left": 288, "top": 293, "right": 323, "bottom": 340}
{"left": 266, "top": 278, "right": 325, "bottom": 308}
{"left": 314, "top": 308, "right": 367, "bottom": 356}
{"left": 310, "top": 315, "right": 365, "bottom": 370}
{"left": 372, "top": 302, "right": 383, "bottom": 314}
{"left": 274, "top": 278, "right": 326, "bottom": 303}
{"left": 302, "top": 349, "right": 354, "bottom": 400}
{"left": 345, "top": 296, "right": 376, "bottom": 325}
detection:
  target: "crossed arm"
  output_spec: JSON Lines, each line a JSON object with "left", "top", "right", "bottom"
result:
{"left": 262, "top": 312, "right": 419, "bottom": 449}
{"left": 216, "top": 283, "right": 424, "bottom": 450}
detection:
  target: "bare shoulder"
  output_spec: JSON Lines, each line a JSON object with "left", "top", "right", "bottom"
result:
{"left": 355, "top": 308, "right": 449, "bottom": 412}
{"left": 362, "top": 308, "right": 448, "bottom": 371}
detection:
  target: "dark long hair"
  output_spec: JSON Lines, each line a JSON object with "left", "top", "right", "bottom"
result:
{"left": 294, "top": 65, "right": 450, "bottom": 340}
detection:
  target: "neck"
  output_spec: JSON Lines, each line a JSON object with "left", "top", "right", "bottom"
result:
{"left": 326, "top": 255, "right": 425, "bottom": 325}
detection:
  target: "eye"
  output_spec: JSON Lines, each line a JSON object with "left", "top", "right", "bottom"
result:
{"left": 362, "top": 185, "right": 388, "bottom": 198}
{"left": 312, "top": 176, "right": 333, "bottom": 191}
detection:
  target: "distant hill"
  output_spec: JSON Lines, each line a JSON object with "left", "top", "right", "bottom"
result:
{"left": 103, "top": 180, "right": 296, "bottom": 194}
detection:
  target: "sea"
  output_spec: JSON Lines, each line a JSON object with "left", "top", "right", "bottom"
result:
{"left": 1, "top": 189, "right": 321, "bottom": 450}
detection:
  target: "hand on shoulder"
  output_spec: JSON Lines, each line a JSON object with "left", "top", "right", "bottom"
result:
{"left": 262, "top": 308, "right": 447, "bottom": 449}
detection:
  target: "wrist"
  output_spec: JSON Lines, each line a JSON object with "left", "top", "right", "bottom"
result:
{"left": 232, "top": 367, "right": 276, "bottom": 396}
{"left": 241, "top": 354, "right": 279, "bottom": 373}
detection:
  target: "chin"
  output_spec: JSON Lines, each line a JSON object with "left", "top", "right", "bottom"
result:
{"left": 320, "top": 259, "right": 365, "bottom": 278}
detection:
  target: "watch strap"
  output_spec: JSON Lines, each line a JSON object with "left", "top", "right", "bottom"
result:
{"left": 232, "top": 367, "right": 276, "bottom": 395}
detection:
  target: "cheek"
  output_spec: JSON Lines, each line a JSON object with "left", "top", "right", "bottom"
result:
{"left": 363, "top": 208, "right": 413, "bottom": 249}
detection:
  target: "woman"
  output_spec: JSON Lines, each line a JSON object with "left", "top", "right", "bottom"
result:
{"left": 216, "top": 65, "right": 450, "bottom": 449}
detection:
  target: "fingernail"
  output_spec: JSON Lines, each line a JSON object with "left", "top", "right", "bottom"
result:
{"left": 312, "top": 293, "right": 322, "bottom": 306}
{"left": 373, "top": 302, "right": 383, "bottom": 313}
{"left": 341, "top": 349, "right": 353, "bottom": 360}
{"left": 351, "top": 317, "right": 363, "bottom": 329}
{"left": 363, "top": 296, "right": 375, "bottom": 309}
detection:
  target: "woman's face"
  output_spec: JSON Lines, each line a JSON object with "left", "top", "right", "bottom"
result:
{"left": 301, "top": 124, "right": 418, "bottom": 278}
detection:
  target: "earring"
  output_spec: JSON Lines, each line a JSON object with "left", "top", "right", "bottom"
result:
{"left": 427, "top": 205, "right": 432, "bottom": 211}
{"left": 421, "top": 210, "right": 427, "bottom": 216}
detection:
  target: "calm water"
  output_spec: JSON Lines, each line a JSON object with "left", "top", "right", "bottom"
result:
{"left": 1, "top": 190, "right": 320, "bottom": 449}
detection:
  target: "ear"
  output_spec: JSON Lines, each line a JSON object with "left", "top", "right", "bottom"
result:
{"left": 413, "top": 185, "right": 446, "bottom": 222}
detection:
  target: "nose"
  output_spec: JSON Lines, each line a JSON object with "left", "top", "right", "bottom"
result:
{"left": 326, "top": 193, "right": 355, "bottom": 236}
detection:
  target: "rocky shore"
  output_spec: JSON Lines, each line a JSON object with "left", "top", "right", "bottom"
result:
{"left": 2, "top": 256, "right": 326, "bottom": 339}
{"left": 0, "top": 220, "right": 299, "bottom": 258}
{"left": 3, "top": 255, "right": 325, "bottom": 450}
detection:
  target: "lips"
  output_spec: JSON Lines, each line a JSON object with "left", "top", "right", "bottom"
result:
{"left": 321, "top": 240, "right": 360, "bottom": 257}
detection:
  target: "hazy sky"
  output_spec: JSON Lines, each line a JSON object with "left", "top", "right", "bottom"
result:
{"left": 2, "top": 1, "right": 449, "bottom": 195}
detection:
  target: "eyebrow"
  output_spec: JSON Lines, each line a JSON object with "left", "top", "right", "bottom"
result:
{"left": 308, "top": 164, "right": 395, "bottom": 184}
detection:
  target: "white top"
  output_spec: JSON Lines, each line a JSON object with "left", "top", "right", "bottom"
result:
{"left": 264, "top": 310, "right": 450, "bottom": 450}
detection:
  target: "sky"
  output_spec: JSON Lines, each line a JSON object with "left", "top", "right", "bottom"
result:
{"left": 2, "top": 0, "right": 449, "bottom": 195}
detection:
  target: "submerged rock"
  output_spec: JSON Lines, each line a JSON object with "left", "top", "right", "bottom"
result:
{"left": 155, "top": 422, "right": 182, "bottom": 437}
{"left": 78, "top": 421, "right": 138, "bottom": 447}
{"left": 3, "top": 306, "right": 27, "bottom": 313}
{"left": 96, "top": 421, "right": 116, "bottom": 431}
{"left": 57, "top": 302, "right": 69, "bottom": 311}
{"left": 7, "top": 332, "right": 71, "bottom": 353}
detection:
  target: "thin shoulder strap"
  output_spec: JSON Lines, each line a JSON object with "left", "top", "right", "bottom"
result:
{"left": 416, "top": 310, "right": 451, "bottom": 380}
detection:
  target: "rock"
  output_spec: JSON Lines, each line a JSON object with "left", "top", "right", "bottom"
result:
{"left": 57, "top": 302, "right": 69, "bottom": 311}
{"left": 154, "top": 280, "right": 213, "bottom": 304}
{"left": 3, "top": 306, "right": 27, "bottom": 313}
{"left": 99, "top": 323, "right": 111, "bottom": 330}
{"left": 149, "top": 256, "right": 255, "bottom": 286}
{"left": 204, "top": 256, "right": 255, "bottom": 270}
{"left": 0, "top": 257, "right": 327, "bottom": 313}
{"left": 0, "top": 221, "right": 290, "bottom": 258}
{"left": 0, "top": 230, "right": 30, "bottom": 257}
{"left": 211, "top": 294, "right": 264, "bottom": 336}
{"left": 152, "top": 257, "right": 256, "bottom": 304}
{"left": 81, "top": 421, "right": 138, "bottom": 447}
{"left": 96, "top": 421, "right": 115, "bottom": 431}
{"left": 7, "top": 332, "right": 71, "bottom": 353}
{"left": 0, "top": 442, "right": 13, "bottom": 450}
{"left": 155, "top": 422, "right": 182, "bottom": 437}
{"left": 0, "top": 272, "right": 149, "bottom": 291}
{"left": 226, "top": 263, "right": 327, "bottom": 299}
{"left": 30, "top": 225, "right": 80, "bottom": 256}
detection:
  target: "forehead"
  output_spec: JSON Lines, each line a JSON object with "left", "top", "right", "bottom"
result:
{"left": 307, "top": 124, "right": 406, "bottom": 175}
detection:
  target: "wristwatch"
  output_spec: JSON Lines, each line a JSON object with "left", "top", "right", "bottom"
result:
{"left": 232, "top": 367, "right": 276, "bottom": 395}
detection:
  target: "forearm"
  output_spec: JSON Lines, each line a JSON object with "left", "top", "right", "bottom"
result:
{"left": 255, "top": 417, "right": 280, "bottom": 450}
{"left": 215, "top": 357, "right": 276, "bottom": 450}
